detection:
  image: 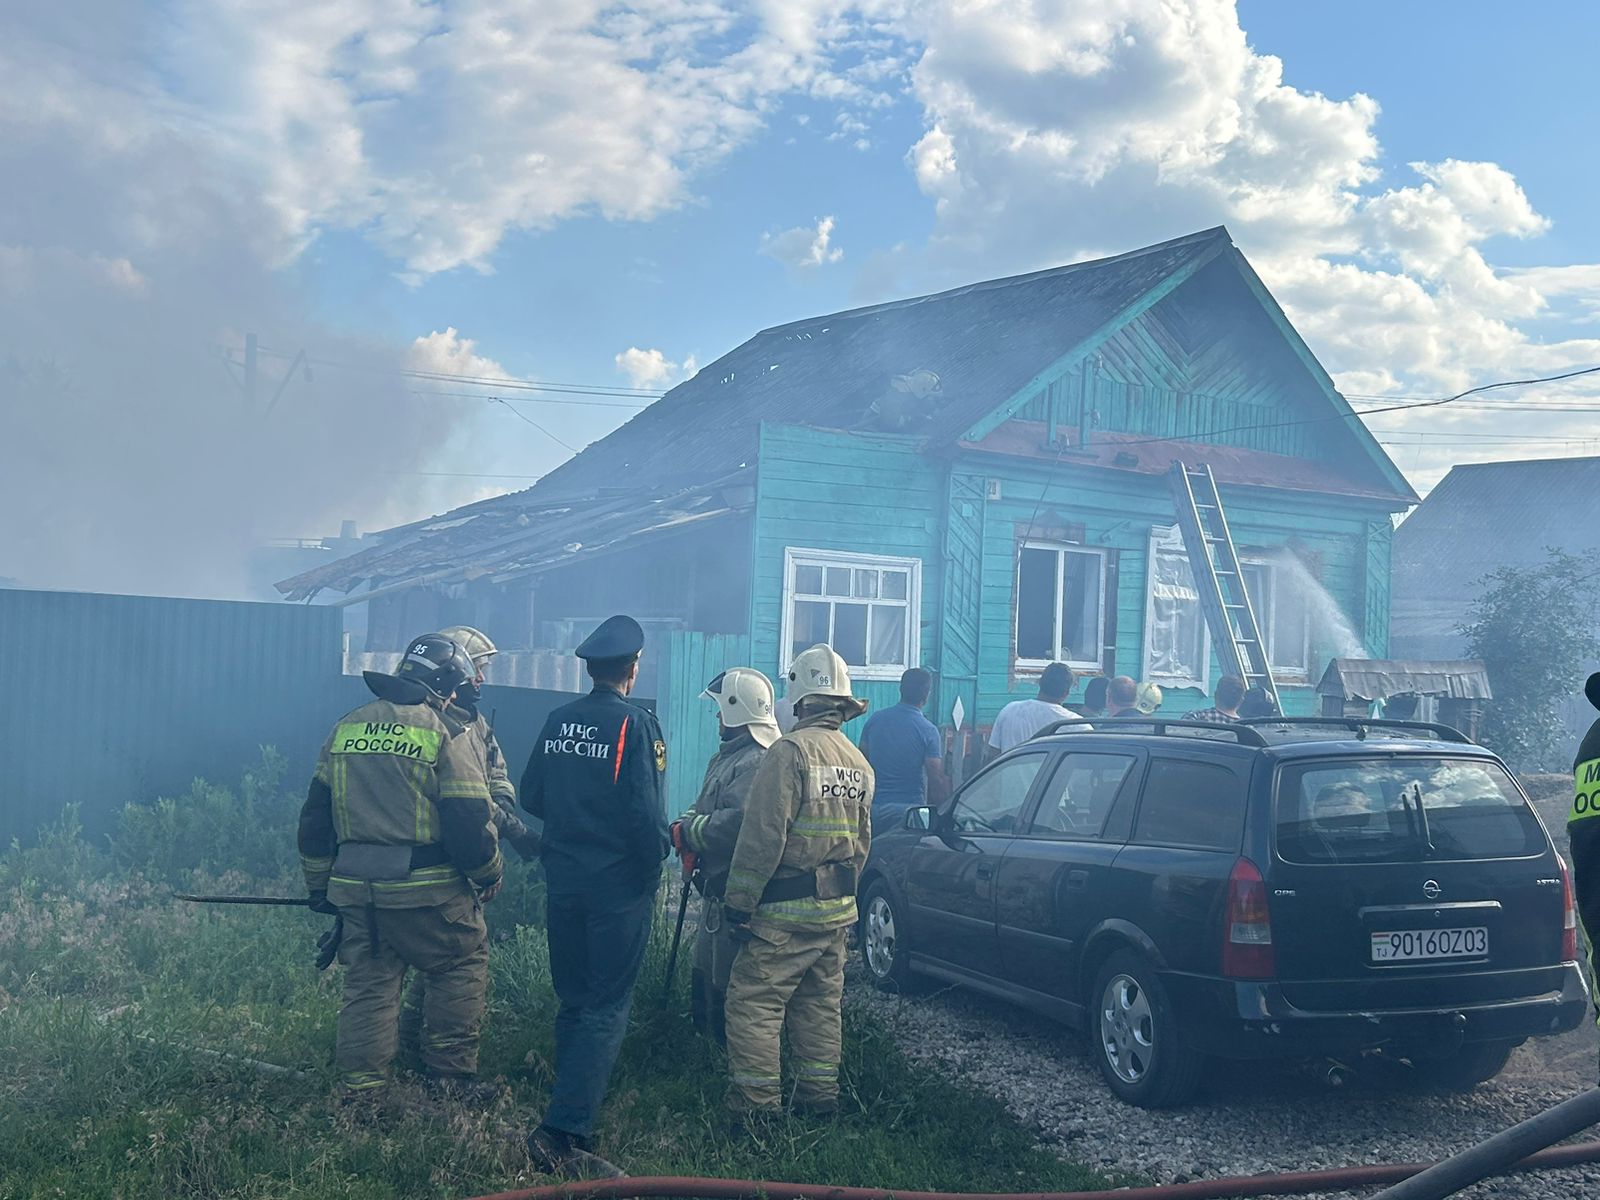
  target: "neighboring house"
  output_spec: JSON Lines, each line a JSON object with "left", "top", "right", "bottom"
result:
{"left": 1392, "top": 455, "right": 1600, "bottom": 744}
{"left": 280, "top": 227, "right": 1416, "bottom": 812}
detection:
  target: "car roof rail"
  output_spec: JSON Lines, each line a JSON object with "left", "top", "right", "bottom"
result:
{"left": 1031, "top": 718, "right": 1270, "bottom": 748}
{"left": 1235, "top": 716, "right": 1474, "bottom": 744}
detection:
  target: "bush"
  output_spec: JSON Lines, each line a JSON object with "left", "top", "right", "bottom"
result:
{"left": 112, "top": 748, "right": 300, "bottom": 884}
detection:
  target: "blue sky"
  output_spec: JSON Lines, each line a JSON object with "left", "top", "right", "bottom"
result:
{"left": 8, "top": 1, "right": 1600, "bottom": 593}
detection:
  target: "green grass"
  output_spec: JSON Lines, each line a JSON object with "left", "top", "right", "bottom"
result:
{"left": 0, "top": 757, "right": 1122, "bottom": 1199}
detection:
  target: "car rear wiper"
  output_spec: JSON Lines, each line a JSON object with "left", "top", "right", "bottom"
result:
{"left": 1402, "top": 782, "right": 1435, "bottom": 856}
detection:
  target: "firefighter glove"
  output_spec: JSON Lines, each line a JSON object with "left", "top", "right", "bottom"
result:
{"left": 724, "top": 907, "right": 754, "bottom": 942}
{"left": 308, "top": 889, "right": 338, "bottom": 916}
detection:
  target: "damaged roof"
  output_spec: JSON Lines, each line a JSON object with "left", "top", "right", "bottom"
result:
{"left": 279, "top": 226, "right": 1403, "bottom": 601}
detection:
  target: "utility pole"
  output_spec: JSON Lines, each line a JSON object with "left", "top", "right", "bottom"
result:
{"left": 221, "top": 333, "right": 306, "bottom": 416}
{"left": 244, "top": 332, "right": 259, "bottom": 414}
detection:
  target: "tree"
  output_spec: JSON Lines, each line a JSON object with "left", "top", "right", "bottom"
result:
{"left": 1459, "top": 549, "right": 1600, "bottom": 771}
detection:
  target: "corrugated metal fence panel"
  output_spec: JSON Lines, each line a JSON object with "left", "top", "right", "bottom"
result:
{"left": 0, "top": 590, "right": 579, "bottom": 846}
{"left": 658, "top": 631, "right": 752, "bottom": 819}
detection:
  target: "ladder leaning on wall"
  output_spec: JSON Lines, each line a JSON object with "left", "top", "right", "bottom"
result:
{"left": 1168, "top": 462, "right": 1282, "bottom": 714}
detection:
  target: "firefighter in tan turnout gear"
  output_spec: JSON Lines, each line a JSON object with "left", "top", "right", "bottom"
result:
{"left": 298, "top": 633, "right": 504, "bottom": 1103}
{"left": 399, "top": 626, "right": 540, "bottom": 1060}
{"left": 670, "top": 668, "right": 781, "bottom": 1045}
{"left": 721, "top": 644, "right": 874, "bottom": 1119}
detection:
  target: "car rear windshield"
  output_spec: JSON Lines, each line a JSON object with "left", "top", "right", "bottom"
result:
{"left": 1276, "top": 757, "right": 1547, "bottom": 864}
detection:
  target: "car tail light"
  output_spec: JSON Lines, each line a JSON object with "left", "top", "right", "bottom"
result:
{"left": 1560, "top": 855, "right": 1579, "bottom": 963}
{"left": 1223, "top": 857, "right": 1276, "bottom": 979}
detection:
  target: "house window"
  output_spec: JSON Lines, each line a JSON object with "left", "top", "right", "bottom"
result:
{"left": 1142, "top": 525, "right": 1209, "bottom": 690}
{"left": 782, "top": 548, "right": 921, "bottom": 680}
{"left": 1242, "top": 560, "right": 1310, "bottom": 676}
{"left": 1015, "top": 542, "right": 1107, "bottom": 669}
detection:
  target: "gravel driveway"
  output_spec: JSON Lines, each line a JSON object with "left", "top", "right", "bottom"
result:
{"left": 843, "top": 776, "right": 1600, "bottom": 1199}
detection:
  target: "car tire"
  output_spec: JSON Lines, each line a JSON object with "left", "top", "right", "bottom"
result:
{"left": 1410, "top": 1040, "right": 1517, "bottom": 1091}
{"left": 860, "top": 880, "right": 922, "bottom": 994}
{"left": 1089, "top": 950, "right": 1205, "bottom": 1108}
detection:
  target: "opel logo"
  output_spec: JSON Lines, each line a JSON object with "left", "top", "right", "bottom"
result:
{"left": 1422, "top": 879, "right": 1442, "bottom": 900}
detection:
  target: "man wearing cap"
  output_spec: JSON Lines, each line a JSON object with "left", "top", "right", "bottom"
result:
{"left": 297, "top": 633, "right": 503, "bottom": 1105}
{"left": 520, "top": 615, "right": 669, "bottom": 1176}
{"left": 721, "top": 644, "right": 874, "bottom": 1124}
{"left": 669, "top": 668, "right": 781, "bottom": 1045}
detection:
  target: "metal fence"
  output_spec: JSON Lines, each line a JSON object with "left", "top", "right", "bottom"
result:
{"left": 0, "top": 589, "right": 582, "bottom": 846}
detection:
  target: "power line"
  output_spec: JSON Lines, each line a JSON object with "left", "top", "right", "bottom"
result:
{"left": 381, "top": 470, "right": 545, "bottom": 480}
{"left": 408, "top": 388, "right": 647, "bottom": 410}
{"left": 489, "top": 396, "right": 579, "bottom": 453}
{"left": 242, "top": 342, "right": 666, "bottom": 399}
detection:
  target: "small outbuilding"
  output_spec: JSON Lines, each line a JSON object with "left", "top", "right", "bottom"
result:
{"left": 1317, "top": 658, "right": 1492, "bottom": 739}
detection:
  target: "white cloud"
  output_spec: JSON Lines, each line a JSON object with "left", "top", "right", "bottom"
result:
{"left": 614, "top": 346, "right": 698, "bottom": 389}
{"left": 761, "top": 215, "right": 845, "bottom": 268}
{"left": 879, "top": 0, "right": 1600, "bottom": 494}
{"left": 61, "top": 1, "right": 904, "bottom": 276}
{"left": 409, "top": 327, "right": 510, "bottom": 379}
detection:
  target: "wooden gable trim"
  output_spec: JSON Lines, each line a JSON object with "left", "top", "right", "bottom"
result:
{"left": 961, "top": 237, "right": 1231, "bottom": 444}
{"left": 1220, "top": 247, "right": 1419, "bottom": 505}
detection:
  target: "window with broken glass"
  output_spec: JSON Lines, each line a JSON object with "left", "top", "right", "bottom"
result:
{"left": 782, "top": 548, "right": 920, "bottom": 679}
{"left": 1014, "top": 542, "right": 1107, "bottom": 670}
{"left": 1142, "top": 524, "right": 1209, "bottom": 691}
{"left": 1242, "top": 559, "right": 1311, "bottom": 677}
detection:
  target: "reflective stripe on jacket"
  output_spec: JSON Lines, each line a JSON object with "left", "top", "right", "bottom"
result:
{"left": 723, "top": 708, "right": 873, "bottom": 930}
{"left": 298, "top": 696, "right": 501, "bottom": 909}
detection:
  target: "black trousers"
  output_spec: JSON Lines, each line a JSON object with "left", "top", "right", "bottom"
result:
{"left": 542, "top": 890, "right": 654, "bottom": 1136}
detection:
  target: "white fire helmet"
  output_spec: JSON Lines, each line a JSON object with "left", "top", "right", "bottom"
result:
{"left": 702, "top": 668, "right": 780, "bottom": 748}
{"left": 785, "top": 644, "right": 856, "bottom": 705}
{"left": 1134, "top": 681, "right": 1164, "bottom": 714}
{"left": 438, "top": 625, "right": 498, "bottom": 671}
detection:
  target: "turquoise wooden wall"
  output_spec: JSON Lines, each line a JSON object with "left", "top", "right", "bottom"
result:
{"left": 657, "top": 630, "right": 752, "bottom": 818}
{"left": 747, "top": 423, "right": 1397, "bottom": 738}
{"left": 749, "top": 424, "right": 943, "bottom": 741}
{"left": 956, "top": 453, "right": 1394, "bottom": 723}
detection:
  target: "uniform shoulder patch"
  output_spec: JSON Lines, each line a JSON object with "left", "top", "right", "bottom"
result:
{"left": 654, "top": 739, "right": 667, "bottom": 773}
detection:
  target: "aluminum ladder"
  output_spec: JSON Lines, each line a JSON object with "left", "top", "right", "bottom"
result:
{"left": 1168, "top": 462, "right": 1281, "bottom": 712}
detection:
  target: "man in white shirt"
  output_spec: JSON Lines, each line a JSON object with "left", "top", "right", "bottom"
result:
{"left": 987, "top": 663, "right": 1088, "bottom": 758}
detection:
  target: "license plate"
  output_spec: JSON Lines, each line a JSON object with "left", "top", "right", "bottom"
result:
{"left": 1370, "top": 927, "right": 1488, "bottom": 963}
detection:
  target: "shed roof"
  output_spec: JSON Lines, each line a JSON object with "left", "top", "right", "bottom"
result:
{"left": 1393, "top": 456, "right": 1600, "bottom": 602}
{"left": 1316, "top": 658, "right": 1493, "bottom": 702}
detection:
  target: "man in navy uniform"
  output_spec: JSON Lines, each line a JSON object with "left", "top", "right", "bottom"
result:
{"left": 520, "top": 614, "right": 669, "bottom": 1176}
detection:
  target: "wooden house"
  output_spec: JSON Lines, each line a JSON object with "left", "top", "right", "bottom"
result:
{"left": 280, "top": 227, "right": 1417, "bottom": 812}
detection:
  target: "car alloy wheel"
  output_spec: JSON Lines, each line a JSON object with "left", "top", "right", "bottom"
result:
{"left": 865, "top": 893, "right": 898, "bottom": 980}
{"left": 1099, "top": 972, "right": 1155, "bottom": 1085}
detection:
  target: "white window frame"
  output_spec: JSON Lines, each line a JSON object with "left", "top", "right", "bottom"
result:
{"left": 1241, "top": 558, "right": 1311, "bottom": 681}
{"left": 780, "top": 547, "right": 922, "bottom": 682}
{"left": 1013, "top": 541, "right": 1109, "bottom": 672}
{"left": 1142, "top": 524, "right": 1211, "bottom": 693}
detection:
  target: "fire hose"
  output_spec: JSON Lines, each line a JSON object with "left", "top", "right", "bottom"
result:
{"left": 462, "top": 1089, "right": 1600, "bottom": 1200}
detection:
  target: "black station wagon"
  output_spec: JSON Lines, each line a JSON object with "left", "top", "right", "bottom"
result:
{"left": 858, "top": 717, "right": 1587, "bottom": 1107}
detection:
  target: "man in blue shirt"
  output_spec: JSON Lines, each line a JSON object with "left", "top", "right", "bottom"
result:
{"left": 859, "top": 668, "right": 949, "bottom": 833}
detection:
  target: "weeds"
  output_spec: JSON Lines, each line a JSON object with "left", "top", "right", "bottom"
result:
{"left": 0, "top": 756, "right": 1118, "bottom": 1198}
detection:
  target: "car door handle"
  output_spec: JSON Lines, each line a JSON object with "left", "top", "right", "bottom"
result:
{"left": 976, "top": 863, "right": 995, "bottom": 881}
{"left": 1065, "top": 869, "right": 1089, "bottom": 891}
